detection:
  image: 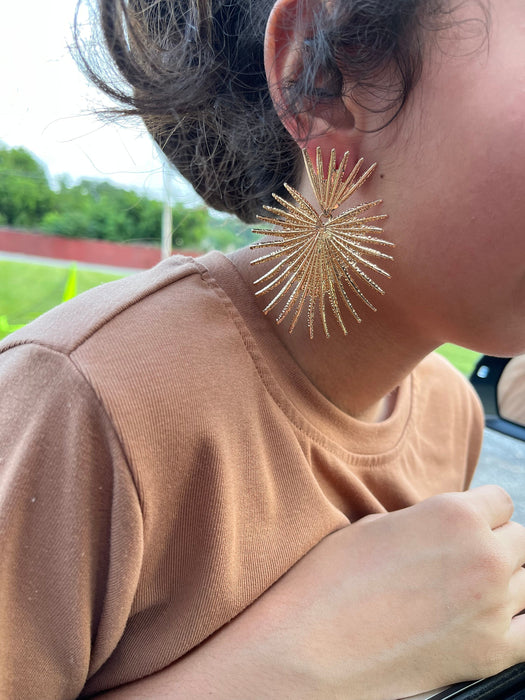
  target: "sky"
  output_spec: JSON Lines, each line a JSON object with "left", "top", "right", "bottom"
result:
{"left": 1, "top": 0, "right": 199, "bottom": 206}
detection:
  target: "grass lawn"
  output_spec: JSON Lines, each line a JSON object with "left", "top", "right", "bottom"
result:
{"left": 436, "top": 344, "right": 481, "bottom": 378}
{"left": 1, "top": 258, "right": 482, "bottom": 377}
{"left": 0, "top": 259, "right": 126, "bottom": 340}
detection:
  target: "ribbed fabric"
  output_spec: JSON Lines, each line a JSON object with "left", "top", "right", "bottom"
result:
{"left": 0, "top": 253, "right": 484, "bottom": 698}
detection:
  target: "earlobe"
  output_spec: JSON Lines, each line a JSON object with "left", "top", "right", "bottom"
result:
{"left": 264, "top": 0, "right": 361, "bottom": 166}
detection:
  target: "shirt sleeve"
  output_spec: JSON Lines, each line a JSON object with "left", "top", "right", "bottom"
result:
{"left": 0, "top": 343, "right": 143, "bottom": 700}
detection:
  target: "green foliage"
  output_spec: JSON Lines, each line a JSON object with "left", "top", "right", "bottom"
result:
{"left": 171, "top": 203, "right": 212, "bottom": 250}
{"left": 40, "top": 179, "right": 165, "bottom": 244}
{"left": 62, "top": 264, "right": 78, "bottom": 302}
{"left": 0, "top": 144, "right": 256, "bottom": 251}
{"left": 0, "top": 145, "right": 54, "bottom": 226}
{"left": 200, "top": 216, "right": 258, "bottom": 253}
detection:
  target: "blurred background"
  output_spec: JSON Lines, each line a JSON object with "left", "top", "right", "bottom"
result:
{"left": 0, "top": 0, "right": 258, "bottom": 338}
{"left": 2, "top": 0, "right": 193, "bottom": 201}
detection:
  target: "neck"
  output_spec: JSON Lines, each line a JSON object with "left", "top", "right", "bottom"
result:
{"left": 229, "top": 246, "right": 439, "bottom": 422}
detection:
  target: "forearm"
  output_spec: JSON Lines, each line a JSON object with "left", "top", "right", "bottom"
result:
{"left": 94, "top": 518, "right": 440, "bottom": 700}
{"left": 99, "top": 489, "right": 525, "bottom": 700}
{"left": 95, "top": 565, "right": 325, "bottom": 700}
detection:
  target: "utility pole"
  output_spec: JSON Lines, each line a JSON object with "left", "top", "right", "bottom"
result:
{"left": 158, "top": 144, "right": 174, "bottom": 259}
{"left": 161, "top": 199, "right": 172, "bottom": 259}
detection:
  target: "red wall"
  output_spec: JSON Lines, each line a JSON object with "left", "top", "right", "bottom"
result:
{"left": 0, "top": 228, "right": 199, "bottom": 269}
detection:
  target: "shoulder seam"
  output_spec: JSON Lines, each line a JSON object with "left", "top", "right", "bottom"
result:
{"left": 0, "top": 256, "right": 200, "bottom": 356}
{"left": 2, "top": 342, "right": 145, "bottom": 515}
{"left": 68, "top": 261, "right": 200, "bottom": 354}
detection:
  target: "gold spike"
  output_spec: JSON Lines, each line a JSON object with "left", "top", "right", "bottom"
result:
{"left": 251, "top": 148, "right": 393, "bottom": 337}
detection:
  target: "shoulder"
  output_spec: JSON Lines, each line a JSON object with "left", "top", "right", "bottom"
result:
{"left": 410, "top": 351, "right": 484, "bottom": 486}
{"left": 416, "top": 350, "right": 470, "bottom": 381}
{"left": 412, "top": 351, "right": 483, "bottom": 431}
{"left": 0, "top": 251, "right": 255, "bottom": 464}
{"left": 414, "top": 351, "right": 482, "bottom": 411}
{"left": 0, "top": 347, "right": 143, "bottom": 699}
{"left": 0, "top": 253, "right": 245, "bottom": 413}
{"left": 0, "top": 254, "right": 204, "bottom": 357}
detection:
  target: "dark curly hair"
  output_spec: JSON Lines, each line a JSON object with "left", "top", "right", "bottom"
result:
{"left": 76, "top": 0, "right": 488, "bottom": 222}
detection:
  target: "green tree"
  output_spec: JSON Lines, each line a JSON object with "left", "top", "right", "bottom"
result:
{"left": 172, "top": 204, "right": 211, "bottom": 250}
{"left": 41, "top": 179, "right": 164, "bottom": 244}
{"left": 202, "top": 216, "right": 257, "bottom": 252}
{"left": 0, "top": 145, "right": 54, "bottom": 226}
{"left": 0, "top": 144, "right": 254, "bottom": 252}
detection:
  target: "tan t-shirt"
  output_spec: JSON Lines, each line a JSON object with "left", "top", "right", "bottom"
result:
{"left": 0, "top": 252, "right": 483, "bottom": 699}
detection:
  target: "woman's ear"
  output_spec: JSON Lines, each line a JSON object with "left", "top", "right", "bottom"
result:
{"left": 264, "top": 0, "right": 362, "bottom": 167}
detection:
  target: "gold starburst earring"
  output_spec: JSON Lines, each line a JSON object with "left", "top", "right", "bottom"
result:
{"left": 250, "top": 147, "right": 394, "bottom": 338}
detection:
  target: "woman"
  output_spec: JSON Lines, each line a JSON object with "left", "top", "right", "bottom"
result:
{"left": 1, "top": 0, "right": 525, "bottom": 698}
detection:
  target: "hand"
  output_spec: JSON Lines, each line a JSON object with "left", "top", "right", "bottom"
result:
{"left": 102, "top": 486, "right": 525, "bottom": 700}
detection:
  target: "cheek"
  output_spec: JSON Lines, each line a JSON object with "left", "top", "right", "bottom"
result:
{"left": 412, "top": 94, "right": 525, "bottom": 283}
{"left": 462, "top": 109, "right": 525, "bottom": 274}
{"left": 458, "top": 62, "right": 525, "bottom": 248}
{"left": 383, "top": 102, "right": 525, "bottom": 348}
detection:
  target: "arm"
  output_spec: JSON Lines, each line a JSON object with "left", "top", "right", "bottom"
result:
{"left": 0, "top": 344, "right": 142, "bottom": 700}
{"left": 101, "top": 485, "right": 525, "bottom": 700}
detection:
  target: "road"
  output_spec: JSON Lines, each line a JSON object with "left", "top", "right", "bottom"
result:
{"left": 0, "top": 250, "right": 141, "bottom": 275}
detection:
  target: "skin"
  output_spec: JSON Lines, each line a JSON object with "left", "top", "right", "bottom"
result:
{"left": 100, "top": 1, "right": 525, "bottom": 697}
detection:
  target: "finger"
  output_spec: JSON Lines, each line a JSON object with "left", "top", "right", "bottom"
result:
{"left": 465, "top": 485, "right": 514, "bottom": 529}
{"left": 494, "top": 521, "right": 525, "bottom": 571}
{"left": 509, "top": 567, "right": 525, "bottom": 617}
